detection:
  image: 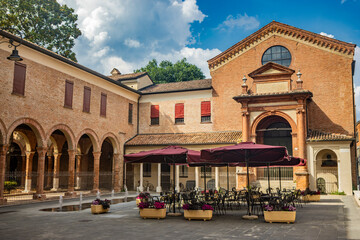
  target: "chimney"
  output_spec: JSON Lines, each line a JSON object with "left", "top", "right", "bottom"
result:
{"left": 111, "top": 68, "right": 121, "bottom": 76}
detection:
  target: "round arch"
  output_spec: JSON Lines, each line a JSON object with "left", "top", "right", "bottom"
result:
{"left": 100, "top": 132, "right": 120, "bottom": 154}
{"left": 0, "top": 118, "right": 6, "bottom": 145}
{"left": 13, "top": 131, "right": 31, "bottom": 152}
{"left": 6, "top": 117, "right": 46, "bottom": 147}
{"left": 250, "top": 111, "right": 297, "bottom": 138}
{"left": 48, "top": 136, "right": 59, "bottom": 154}
{"left": 75, "top": 128, "right": 100, "bottom": 152}
{"left": 46, "top": 124, "right": 76, "bottom": 150}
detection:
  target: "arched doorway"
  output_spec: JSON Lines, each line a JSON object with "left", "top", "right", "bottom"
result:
{"left": 77, "top": 134, "right": 96, "bottom": 191}
{"left": 255, "top": 116, "right": 294, "bottom": 190}
{"left": 315, "top": 149, "right": 338, "bottom": 193}
{"left": 99, "top": 139, "right": 113, "bottom": 190}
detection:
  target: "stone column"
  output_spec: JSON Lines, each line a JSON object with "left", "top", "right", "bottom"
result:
{"left": 242, "top": 110, "right": 249, "bottom": 142}
{"left": 20, "top": 155, "right": 26, "bottom": 187}
{"left": 337, "top": 159, "right": 342, "bottom": 192}
{"left": 113, "top": 153, "right": 121, "bottom": 192}
{"left": 67, "top": 150, "right": 76, "bottom": 193}
{"left": 215, "top": 167, "right": 219, "bottom": 190}
{"left": 139, "top": 163, "right": 144, "bottom": 192}
{"left": 175, "top": 165, "right": 180, "bottom": 192}
{"left": 0, "top": 145, "right": 9, "bottom": 204}
{"left": 156, "top": 163, "right": 162, "bottom": 192}
{"left": 23, "top": 151, "right": 35, "bottom": 193}
{"left": 36, "top": 147, "right": 47, "bottom": 195}
{"left": 51, "top": 153, "right": 61, "bottom": 191}
{"left": 295, "top": 107, "right": 309, "bottom": 190}
{"left": 45, "top": 155, "right": 53, "bottom": 189}
{"left": 195, "top": 167, "right": 199, "bottom": 189}
{"left": 75, "top": 154, "right": 81, "bottom": 190}
{"left": 92, "top": 151, "right": 101, "bottom": 192}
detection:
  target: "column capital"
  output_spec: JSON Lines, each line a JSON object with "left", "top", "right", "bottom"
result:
{"left": 25, "top": 151, "right": 35, "bottom": 158}
{"left": 67, "top": 149, "right": 76, "bottom": 156}
{"left": 92, "top": 151, "right": 102, "bottom": 159}
{"left": 36, "top": 147, "right": 48, "bottom": 155}
{"left": 0, "top": 144, "right": 10, "bottom": 155}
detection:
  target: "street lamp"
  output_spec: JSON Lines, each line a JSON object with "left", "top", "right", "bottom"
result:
{"left": 0, "top": 28, "right": 23, "bottom": 61}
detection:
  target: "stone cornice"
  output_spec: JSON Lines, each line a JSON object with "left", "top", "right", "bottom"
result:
{"left": 208, "top": 21, "right": 356, "bottom": 71}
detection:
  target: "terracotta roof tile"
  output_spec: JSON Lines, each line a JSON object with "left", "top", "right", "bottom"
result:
{"left": 307, "top": 129, "right": 354, "bottom": 142}
{"left": 109, "top": 72, "right": 147, "bottom": 81}
{"left": 125, "top": 131, "right": 242, "bottom": 146}
{"left": 140, "top": 79, "right": 212, "bottom": 94}
{"left": 233, "top": 90, "right": 312, "bottom": 99}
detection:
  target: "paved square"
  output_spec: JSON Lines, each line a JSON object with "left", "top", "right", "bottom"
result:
{"left": 0, "top": 195, "right": 359, "bottom": 240}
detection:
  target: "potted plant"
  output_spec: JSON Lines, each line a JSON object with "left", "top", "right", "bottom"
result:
{"left": 182, "top": 202, "right": 213, "bottom": 221}
{"left": 91, "top": 198, "right": 111, "bottom": 214}
{"left": 301, "top": 189, "right": 321, "bottom": 202}
{"left": 263, "top": 204, "right": 296, "bottom": 223}
{"left": 138, "top": 201, "right": 167, "bottom": 219}
{"left": 136, "top": 192, "right": 150, "bottom": 206}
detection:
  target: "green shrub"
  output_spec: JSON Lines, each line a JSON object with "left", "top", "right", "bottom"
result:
{"left": 330, "top": 190, "right": 346, "bottom": 195}
{"left": 4, "top": 181, "right": 17, "bottom": 192}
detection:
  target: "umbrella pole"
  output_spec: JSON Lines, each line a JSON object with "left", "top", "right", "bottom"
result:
{"left": 227, "top": 164, "right": 229, "bottom": 191}
{"left": 204, "top": 165, "right": 207, "bottom": 192}
{"left": 279, "top": 167, "right": 282, "bottom": 191}
{"left": 173, "top": 163, "right": 176, "bottom": 214}
{"left": 246, "top": 152, "right": 251, "bottom": 216}
{"left": 267, "top": 163, "right": 270, "bottom": 194}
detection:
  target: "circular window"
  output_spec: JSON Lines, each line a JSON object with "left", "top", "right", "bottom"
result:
{"left": 262, "top": 45, "right": 291, "bottom": 67}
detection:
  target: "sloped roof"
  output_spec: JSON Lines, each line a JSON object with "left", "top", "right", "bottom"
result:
{"left": 140, "top": 79, "right": 212, "bottom": 94}
{"left": 125, "top": 131, "right": 242, "bottom": 146}
{"left": 109, "top": 72, "right": 148, "bottom": 81}
{"left": 208, "top": 21, "right": 356, "bottom": 70}
{"left": 307, "top": 129, "right": 354, "bottom": 142}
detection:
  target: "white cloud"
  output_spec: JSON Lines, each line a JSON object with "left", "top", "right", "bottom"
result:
{"left": 124, "top": 39, "right": 141, "bottom": 48}
{"left": 101, "top": 56, "right": 136, "bottom": 75}
{"left": 341, "top": 0, "right": 347, "bottom": 4}
{"left": 172, "top": 0, "right": 206, "bottom": 23}
{"left": 217, "top": 13, "right": 260, "bottom": 31}
{"left": 320, "top": 32, "right": 335, "bottom": 38}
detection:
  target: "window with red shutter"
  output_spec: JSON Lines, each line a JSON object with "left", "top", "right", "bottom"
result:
{"left": 100, "top": 93, "right": 107, "bottom": 117}
{"left": 175, "top": 103, "right": 184, "bottom": 124}
{"left": 64, "top": 80, "right": 74, "bottom": 108}
{"left": 12, "top": 62, "right": 26, "bottom": 96}
{"left": 150, "top": 105, "right": 159, "bottom": 125}
{"left": 201, "top": 101, "right": 211, "bottom": 122}
{"left": 83, "top": 86, "right": 91, "bottom": 113}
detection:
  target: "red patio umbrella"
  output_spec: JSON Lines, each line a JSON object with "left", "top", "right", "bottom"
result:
{"left": 124, "top": 146, "right": 200, "bottom": 214}
{"left": 200, "top": 142, "right": 289, "bottom": 219}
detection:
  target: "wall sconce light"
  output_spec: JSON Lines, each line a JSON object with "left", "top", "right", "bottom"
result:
{"left": 0, "top": 28, "right": 23, "bottom": 61}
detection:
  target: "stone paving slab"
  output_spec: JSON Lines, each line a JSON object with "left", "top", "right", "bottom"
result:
{"left": 0, "top": 195, "right": 359, "bottom": 240}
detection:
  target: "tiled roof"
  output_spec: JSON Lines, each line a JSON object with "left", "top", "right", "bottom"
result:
{"left": 233, "top": 90, "right": 312, "bottom": 99}
{"left": 140, "top": 79, "right": 212, "bottom": 94}
{"left": 125, "top": 131, "right": 242, "bottom": 146}
{"left": 307, "top": 129, "right": 354, "bottom": 142}
{"left": 109, "top": 72, "right": 147, "bottom": 81}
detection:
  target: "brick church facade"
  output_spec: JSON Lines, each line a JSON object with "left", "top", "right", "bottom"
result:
{"left": 0, "top": 21, "right": 356, "bottom": 203}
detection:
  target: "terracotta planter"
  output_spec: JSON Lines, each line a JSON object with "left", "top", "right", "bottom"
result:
{"left": 184, "top": 210, "right": 213, "bottom": 221}
{"left": 91, "top": 204, "right": 109, "bottom": 214}
{"left": 139, "top": 208, "right": 166, "bottom": 219}
{"left": 303, "top": 194, "right": 320, "bottom": 202}
{"left": 264, "top": 211, "right": 296, "bottom": 223}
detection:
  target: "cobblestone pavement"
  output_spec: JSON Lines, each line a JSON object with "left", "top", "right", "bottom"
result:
{"left": 0, "top": 195, "right": 359, "bottom": 240}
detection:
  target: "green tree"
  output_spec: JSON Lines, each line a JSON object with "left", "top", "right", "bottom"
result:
{"left": 135, "top": 58, "right": 205, "bottom": 83}
{"left": 0, "top": 0, "right": 81, "bottom": 62}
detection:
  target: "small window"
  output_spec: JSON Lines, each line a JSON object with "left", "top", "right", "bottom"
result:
{"left": 143, "top": 163, "right": 151, "bottom": 177}
{"left": 100, "top": 93, "right": 107, "bottom": 117}
{"left": 261, "top": 45, "right": 291, "bottom": 67}
{"left": 12, "top": 62, "right": 26, "bottom": 96}
{"left": 64, "top": 80, "right": 74, "bottom": 108}
{"left": 150, "top": 105, "right": 159, "bottom": 125}
{"left": 201, "top": 101, "right": 211, "bottom": 123}
{"left": 175, "top": 103, "right": 184, "bottom": 124}
{"left": 180, "top": 165, "right": 188, "bottom": 178}
{"left": 128, "top": 103, "right": 133, "bottom": 124}
{"left": 83, "top": 86, "right": 91, "bottom": 113}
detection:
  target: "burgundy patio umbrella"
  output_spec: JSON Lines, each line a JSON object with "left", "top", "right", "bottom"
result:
{"left": 124, "top": 146, "right": 200, "bottom": 214}
{"left": 200, "top": 142, "right": 288, "bottom": 219}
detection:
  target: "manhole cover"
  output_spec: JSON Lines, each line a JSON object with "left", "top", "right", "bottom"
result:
{"left": 78, "top": 219, "right": 92, "bottom": 222}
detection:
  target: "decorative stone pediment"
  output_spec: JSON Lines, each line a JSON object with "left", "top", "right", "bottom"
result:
{"left": 248, "top": 62, "right": 295, "bottom": 93}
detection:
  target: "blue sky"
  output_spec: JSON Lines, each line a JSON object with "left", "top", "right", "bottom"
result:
{"left": 59, "top": 0, "right": 360, "bottom": 118}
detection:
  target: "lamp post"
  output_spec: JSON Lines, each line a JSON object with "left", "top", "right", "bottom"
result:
{"left": 0, "top": 28, "right": 23, "bottom": 61}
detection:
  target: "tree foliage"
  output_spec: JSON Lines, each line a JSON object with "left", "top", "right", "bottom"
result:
{"left": 135, "top": 58, "right": 205, "bottom": 84}
{"left": 0, "top": 0, "right": 81, "bottom": 62}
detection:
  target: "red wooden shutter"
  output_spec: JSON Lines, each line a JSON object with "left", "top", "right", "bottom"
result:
{"left": 151, "top": 105, "right": 159, "bottom": 118}
{"left": 12, "top": 62, "right": 26, "bottom": 95}
{"left": 100, "top": 93, "right": 107, "bottom": 116}
{"left": 201, "top": 101, "right": 211, "bottom": 117}
{"left": 83, "top": 86, "right": 91, "bottom": 113}
{"left": 175, "top": 103, "right": 184, "bottom": 119}
{"left": 64, "top": 80, "right": 74, "bottom": 108}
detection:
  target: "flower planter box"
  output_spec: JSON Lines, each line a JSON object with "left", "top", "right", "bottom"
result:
{"left": 139, "top": 208, "right": 166, "bottom": 219}
{"left": 264, "top": 211, "right": 296, "bottom": 223}
{"left": 184, "top": 210, "right": 213, "bottom": 221}
{"left": 91, "top": 205, "right": 109, "bottom": 214}
{"left": 303, "top": 195, "right": 320, "bottom": 202}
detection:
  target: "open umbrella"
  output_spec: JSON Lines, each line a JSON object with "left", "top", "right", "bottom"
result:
{"left": 200, "top": 142, "right": 288, "bottom": 219}
{"left": 124, "top": 146, "right": 200, "bottom": 214}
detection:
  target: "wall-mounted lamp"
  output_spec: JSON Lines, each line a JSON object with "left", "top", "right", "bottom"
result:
{"left": 0, "top": 28, "right": 23, "bottom": 61}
